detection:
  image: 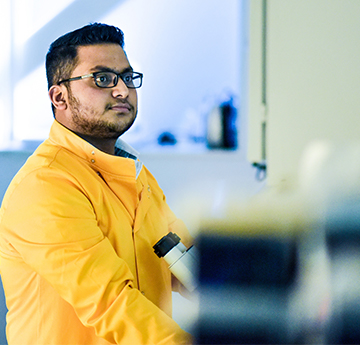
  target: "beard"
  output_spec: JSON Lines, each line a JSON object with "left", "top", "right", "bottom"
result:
{"left": 67, "top": 90, "right": 136, "bottom": 139}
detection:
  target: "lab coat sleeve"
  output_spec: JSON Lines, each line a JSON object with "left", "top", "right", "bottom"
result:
{"left": 0, "top": 168, "right": 192, "bottom": 345}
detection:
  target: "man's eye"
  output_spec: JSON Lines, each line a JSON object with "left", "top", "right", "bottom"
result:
{"left": 95, "top": 73, "right": 113, "bottom": 86}
{"left": 122, "top": 74, "right": 133, "bottom": 83}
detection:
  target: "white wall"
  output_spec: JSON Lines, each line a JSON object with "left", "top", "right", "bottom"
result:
{"left": 102, "top": 0, "right": 243, "bottom": 151}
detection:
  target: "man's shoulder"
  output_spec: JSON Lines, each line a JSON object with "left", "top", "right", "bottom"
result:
{"left": 6, "top": 142, "right": 85, "bottom": 193}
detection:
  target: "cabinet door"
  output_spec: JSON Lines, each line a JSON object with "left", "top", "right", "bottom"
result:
{"left": 248, "top": 0, "right": 360, "bottom": 187}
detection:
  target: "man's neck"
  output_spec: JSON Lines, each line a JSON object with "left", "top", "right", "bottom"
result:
{"left": 74, "top": 132, "right": 118, "bottom": 155}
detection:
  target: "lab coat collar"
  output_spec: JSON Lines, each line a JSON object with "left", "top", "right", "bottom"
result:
{"left": 49, "top": 120, "right": 143, "bottom": 179}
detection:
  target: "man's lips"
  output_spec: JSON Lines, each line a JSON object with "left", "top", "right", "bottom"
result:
{"left": 109, "top": 103, "right": 131, "bottom": 112}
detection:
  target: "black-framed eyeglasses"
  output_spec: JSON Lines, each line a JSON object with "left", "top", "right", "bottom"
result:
{"left": 58, "top": 71, "right": 143, "bottom": 89}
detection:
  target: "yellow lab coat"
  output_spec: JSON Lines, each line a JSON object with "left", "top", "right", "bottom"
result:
{"left": 0, "top": 120, "right": 193, "bottom": 345}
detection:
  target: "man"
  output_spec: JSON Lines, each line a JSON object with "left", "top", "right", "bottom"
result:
{"left": 0, "top": 23, "right": 193, "bottom": 344}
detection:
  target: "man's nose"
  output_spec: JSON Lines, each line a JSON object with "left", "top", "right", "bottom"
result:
{"left": 112, "top": 78, "right": 129, "bottom": 98}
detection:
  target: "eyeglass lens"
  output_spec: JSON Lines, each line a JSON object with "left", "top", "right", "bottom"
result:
{"left": 94, "top": 72, "right": 142, "bottom": 88}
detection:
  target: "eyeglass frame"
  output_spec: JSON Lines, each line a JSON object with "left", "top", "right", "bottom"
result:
{"left": 57, "top": 70, "right": 143, "bottom": 89}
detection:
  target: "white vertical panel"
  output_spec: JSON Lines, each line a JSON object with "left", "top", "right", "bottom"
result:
{"left": 247, "top": 0, "right": 266, "bottom": 164}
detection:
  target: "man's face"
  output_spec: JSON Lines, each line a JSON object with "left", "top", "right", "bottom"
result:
{"left": 64, "top": 43, "right": 138, "bottom": 139}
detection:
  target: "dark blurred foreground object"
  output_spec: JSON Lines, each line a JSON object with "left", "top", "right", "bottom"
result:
{"left": 325, "top": 198, "right": 360, "bottom": 344}
{"left": 195, "top": 230, "right": 298, "bottom": 345}
{"left": 194, "top": 196, "right": 360, "bottom": 344}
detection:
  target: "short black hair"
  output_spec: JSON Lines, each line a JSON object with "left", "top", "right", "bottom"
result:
{"left": 46, "top": 23, "right": 125, "bottom": 90}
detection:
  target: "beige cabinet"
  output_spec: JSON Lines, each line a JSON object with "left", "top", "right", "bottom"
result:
{"left": 248, "top": 0, "right": 360, "bottom": 188}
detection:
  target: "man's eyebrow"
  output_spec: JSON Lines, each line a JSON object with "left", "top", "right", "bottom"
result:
{"left": 90, "top": 65, "right": 134, "bottom": 74}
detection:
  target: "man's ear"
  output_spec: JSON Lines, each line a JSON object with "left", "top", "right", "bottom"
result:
{"left": 49, "top": 85, "right": 68, "bottom": 111}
